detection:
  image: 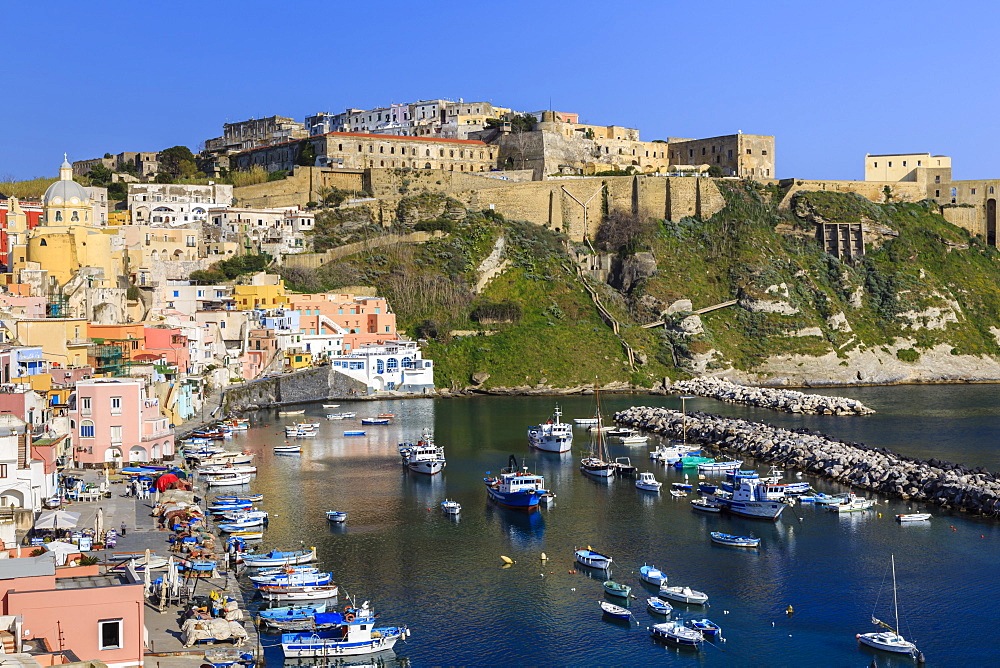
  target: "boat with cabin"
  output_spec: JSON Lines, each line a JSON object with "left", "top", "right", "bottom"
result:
{"left": 857, "top": 555, "right": 920, "bottom": 657}
{"left": 650, "top": 621, "right": 703, "bottom": 647}
{"left": 441, "top": 499, "right": 461, "bottom": 515}
{"left": 710, "top": 478, "right": 788, "bottom": 520}
{"left": 580, "top": 387, "right": 614, "bottom": 480}
{"left": 280, "top": 602, "right": 408, "bottom": 657}
{"left": 399, "top": 430, "right": 446, "bottom": 475}
{"left": 483, "top": 455, "right": 548, "bottom": 509}
{"left": 527, "top": 405, "right": 573, "bottom": 453}
{"left": 635, "top": 472, "right": 662, "bottom": 492}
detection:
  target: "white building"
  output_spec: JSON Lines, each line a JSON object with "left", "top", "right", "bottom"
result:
{"left": 155, "top": 281, "right": 235, "bottom": 314}
{"left": 328, "top": 340, "right": 434, "bottom": 393}
{"left": 0, "top": 414, "right": 56, "bottom": 544}
{"left": 208, "top": 206, "right": 314, "bottom": 256}
{"left": 128, "top": 183, "right": 233, "bottom": 226}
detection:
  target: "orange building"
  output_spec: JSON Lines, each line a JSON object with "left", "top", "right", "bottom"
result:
{"left": 287, "top": 294, "right": 396, "bottom": 351}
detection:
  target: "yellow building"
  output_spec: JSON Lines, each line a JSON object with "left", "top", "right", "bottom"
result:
{"left": 43, "top": 156, "right": 92, "bottom": 225}
{"left": 14, "top": 318, "right": 90, "bottom": 367}
{"left": 284, "top": 349, "right": 312, "bottom": 370}
{"left": 234, "top": 273, "right": 288, "bottom": 309}
{"left": 108, "top": 210, "right": 131, "bottom": 225}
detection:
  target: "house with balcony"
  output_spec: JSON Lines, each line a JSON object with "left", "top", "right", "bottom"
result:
{"left": 67, "top": 378, "right": 174, "bottom": 467}
{"left": 0, "top": 415, "right": 56, "bottom": 545}
{"left": 239, "top": 329, "right": 279, "bottom": 380}
{"left": 328, "top": 340, "right": 434, "bottom": 393}
{"left": 287, "top": 294, "right": 397, "bottom": 351}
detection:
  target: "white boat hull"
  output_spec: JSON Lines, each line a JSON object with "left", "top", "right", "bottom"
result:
{"left": 407, "top": 459, "right": 445, "bottom": 475}
{"left": 857, "top": 632, "right": 917, "bottom": 655}
{"left": 281, "top": 631, "right": 402, "bottom": 657}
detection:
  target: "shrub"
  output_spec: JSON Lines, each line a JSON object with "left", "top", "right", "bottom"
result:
{"left": 470, "top": 300, "right": 522, "bottom": 323}
{"left": 414, "top": 218, "right": 454, "bottom": 233}
{"left": 896, "top": 348, "right": 920, "bottom": 362}
{"left": 266, "top": 170, "right": 288, "bottom": 182}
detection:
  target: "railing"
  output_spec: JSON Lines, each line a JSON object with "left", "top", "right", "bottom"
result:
{"left": 141, "top": 428, "right": 173, "bottom": 441}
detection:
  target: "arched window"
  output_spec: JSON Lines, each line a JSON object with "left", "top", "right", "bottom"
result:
{"left": 39, "top": 239, "right": 47, "bottom": 246}
{"left": 401, "top": 356, "right": 413, "bottom": 369}
{"left": 55, "top": 211, "right": 63, "bottom": 222}
{"left": 80, "top": 420, "right": 95, "bottom": 438}
{"left": 387, "top": 357, "right": 398, "bottom": 372}
{"left": 992, "top": 187, "right": 996, "bottom": 195}
{"left": 380, "top": 160, "right": 384, "bottom": 167}
{"left": 426, "top": 149, "right": 430, "bottom": 156}
{"left": 425, "top": 163, "right": 432, "bottom": 169}
{"left": 376, "top": 359, "right": 385, "bottom": 374}
{"left": 379, "top": 146, "right": 384, "bottom": 153}
{"left": 71, "top": 211, "right": 79, "bottom": 221}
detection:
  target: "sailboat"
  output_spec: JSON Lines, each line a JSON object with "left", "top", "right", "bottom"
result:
{"left": 580, "top": 382, "right": 613, "bottom": 479}
{"left": 856, "top": 554, "right": 920, "bottom": 657}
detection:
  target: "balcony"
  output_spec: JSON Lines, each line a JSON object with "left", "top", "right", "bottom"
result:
{"left": 142, "top": 428, "right": 173, "bottom": 441}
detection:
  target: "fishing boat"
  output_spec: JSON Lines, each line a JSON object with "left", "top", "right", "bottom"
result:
{"left": 258, "top": 602, "right": 328, "bottom": 621}
{"left": 690, "top": 497, "right": 723, "bottom": 513}
{"left": 273, "top": 445, "right": 302, "bottom": 454}
{"left": 400, "top": 430, "right": 446, "bottom": 475}
{"left": 218, "top": 519, "right": 265, "bottom": 533}
{"left": 198, "top": 464, "right": 257, "bottom": 476}
{"left": 580, "top": 387, "right": 613, "bottom": 479}
{"left": 325, "top": 511, "right": 347, "bottom": 523}
{"left": 615, "top": 428, "right": 648, "bottom": 445}
{"left": 255, "top": 566, "right": 319, "bottom": 578}
{"left": 710, "top": 478, "right": 788, "bottom": 520}
{"left": 483, "top": 455, "right": 549, "bottom": 509}
{"left": 260, "top": 584, "right": 340, "bottom": 602}
{"left": 635, "top": 472, "right": 662, "bottom": 492}
{"left": 687, "top": 619, "right": 722, "bottom": 639}
{"left": 651, "top": 621, "right": 703, "bottom": 647}
{"left": 697, "top": 482, "right": 718, "bottom": 495}
{"left": 649, "top": 444, "right": 701, "bottom": 465}
{"left": 343, "top": 430, "right": 366, "bottom": 437}
{"left": 527, "top": 404, "right": 573, "bottom": 453}
{"left": 574, "top": 548, "right": 613, "bottom": 570}
{"left": 227, "top": 530, "right": 263, "bottom": 541}
{"left": 360, "top": 418, "right": 391, "bottom": 425}
{"left": 698, "top": 459, "right": 743, "bottom": 472}
{"left": 639, "top": 564, "right": 667, "bottom": 586}
{"left": 573, "top": 417, "right": 600, "bottom": 425}
{"left": 675, "top": 455, "right": 714, "bottom": 469}
{"left": 603, "top": 580, "right": 631, "bottom": 598}
{"left": 278, "top": 409, "right": 306, "bottom": 416}
{"left": 441, "top": 499, "right": 461, "bottom": 515}
{"left": 252, "top": 572, "right": 333, "bottom": 589}
{"left": 322, "top": 404, "right": 340, "bottom": 409}
{"left": 829, "top": 495, "right": 876, "bottom": 513}
{"left": 599, "top": 601, "right": 632, "bottom": 620}
{"left": 338, "top": 412, "right": 357, "bottom": 419}
{"left": 857, "top": 555, "right": 920, "bottom": 657}
{"left": 204, "top": 472, "right": 252, "bottom": 487}
{"left": 710, "top": 532, "right": 760, "bottom": 548}
{"left": 647, "top": 597, "right": 673, "bottom": 616}
{"left": 285, "top": 423, "right": 319, "bottom": 438}
{"left": 193, "top": 451, "right": 254, "bottom": 467}
{"left": 377, "top": 413, "right": 395, "bottom": 419}
{"left": 325, "top": 414, "right": 344, "bottom": 420}
{"left": 280, "top": 603, "right": 408, "bottom": 657}
{"left": 896, "top": 513, "right": 932, "bottom": 522}
{"left": 221, "top": 509, "right": 268, "bottom": 523}
{"left": 613, "top": 457, "right": 637, "bottom": 477}
{"left": 243, "top": 547, "right": 317, "bottom": 568}
{"left": 658, "top": 585, "right": 709, "bottom": 605}
{"left": 216, "top": 494, "right": 263, "bottom": 503}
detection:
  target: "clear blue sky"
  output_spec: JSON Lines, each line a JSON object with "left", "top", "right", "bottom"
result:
{"left": 4, "top": 0, "right": 998, "bottom": 182}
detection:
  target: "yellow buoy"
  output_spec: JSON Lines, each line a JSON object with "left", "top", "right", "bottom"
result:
{"left": 786, "top": 605, "right": 794, "bottom": 616}
{"left": 540, "top": 552, "right": 548, "bottom": 561}
{"left": 500, "top": 555, "right": 514, "bottom": 564}
{"left": 877, "top": 512, "right": 882, "bottom": 518}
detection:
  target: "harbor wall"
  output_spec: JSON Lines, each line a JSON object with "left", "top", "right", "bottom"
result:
{"left": 615, "top": 405, "right": 1000, "bottom": 517}
{"left": 222, "top": 367, "right": 367, "bottom": 412}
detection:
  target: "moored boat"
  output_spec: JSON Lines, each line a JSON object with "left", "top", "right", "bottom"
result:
{"left": 216, "top": 494, "right": 263, "bottom": 503}
{"left": 528, "top": 404, "right": 574, "bottom": 452}
{"left": 710, "top": 478, "right": 788, "bottom": 520}
{"left": 646, "top": 596, "right": 673, "bottom": 616}
{"left": 278, "top": 409, "right": 306, "bottom": 416}
{"left": 360, "top": 418, "right": 391, "bottom": 425}
{"left": 243, "top": 547, "right": 317, "bottom": 568}
{"left": 598, "top": 600, "right": 632, "bottom": 620}
{"left": 573, "top": 417, "right": 600, "bottom": 425}
{"left": 710, "top": 531, "right": 760, "bottom": 548}
{"left": 484, "top": 455, "right": 548, "bottom": 509}
{"left": 690, "top": 497, "right": 723, "bottom": 513}
{"left": 896, "top": 513, "right": 932, "bottom": 522}
{"left": 857, "top": 554, "right": 920, "bottom": 657}
{"left": 260, "top": 584, "right": 340, "bottom": 602}
{"left": 343, "top": 430, "right": 366, "bottom": 436}
{"left": 325, "top": 511, "right": 347, "bottom": 523}
{"left": 650, "top": 621, "right": 703, "bottom": 647}
{"left": 401, "top": 430, "right": 446, "bottom": 475}
{"left": 280, "top": 603, "right": 408, "bottom": 657}
{"left": 687, "top": 618, "right": 722, "bottom": 639}
{"left": 441, "top": 499, "right": 461, "bottom": 515}
{"left": 273, "top": 445, "right": 302, "bottom": 454}
{"left": 603, "top": 580, "right": 631, "bottom": 598}
{"left": 574, "top": 548, "right": 613, "bottom": 570}
{"left": 635, "top": 472, "right": 662, "bottom": 492}
{"left": 639, "top": 563, "right": 667, "bottom": 586}
{"left": 658, "top": 585, "right": 708, "bottom": 605}
{"left": 204, "top": 472, "right": 252, "bottom": 487}
{"left": 698, "top": 459, "right": 743, "bottom": 472}
{"left": 613, "top": 457, "right": 637, "bottom": 477}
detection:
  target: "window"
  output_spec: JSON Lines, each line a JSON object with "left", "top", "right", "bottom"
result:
{"left": 873, "top": 162, "right": 878, "bottom": 168}
{"left": 972, "top": 188, "right": 977, "bottom": 195}
{"left": 727, "top": 150, "right": 733, "bottom": 159}
{"left": 98, "top": 619, "right": 123, "bottom": 650}
{"left": 903, "top": 161, "right": 907, "bottom": 167}
{"left": 110, "top": 426, "right": 122, "bottom": 444}
{"left": 385, "top": 325, "right": 390, "bottom": 332}
{"left": 951, "top": 187, "right": 957, "bottom": 197}
{"left": 991, "top": 187, "right": 995, "bottom": 195}
{"left": 761, "top": 150, "right": 768, "bottom": 156}
{"left": 81, "top": 397, "right": 92, "bottom": 416}
{"left": 746, "top": 149, "right": 752, "bottom": 155}
{"left": 935, "top": 175, "right": 940, "bottom": 184}
{"left": 81, "top": 420, "right": 95, "bottom": 438}
{"left": 935, "top": 190, "right": 940, "bottom": 197}
{"left": 387, "top": 357, "right": 398, "bottom": 372}
{"left": 376, "top": 359, "right": 385, "bottom": 373}
{"left": 918, "top": 160, "right": 922, "bottom": 166}
{"left": 173, "top": 291, "right": 180, "bottom": 297}
{"left": 111, "top": 397, "right": 122, "bottom": 414}
{"left": 0, "top": 464, "right": 6, "bottom": 478}
{"left": 55, "top": 211, "right": 63, "bottom": 222}
{"left": 71, "top": 211, "right": 79, "bottom": 221}
{"left": 888, "top": 161, "right": 892, "bottom": 167}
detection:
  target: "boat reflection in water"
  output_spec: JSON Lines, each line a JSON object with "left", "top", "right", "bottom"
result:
{"left": 485, "top": 501, "right": 545, "bottom": 547}
{"left": 401, "top": 465, "right": 444, "bottom": 509}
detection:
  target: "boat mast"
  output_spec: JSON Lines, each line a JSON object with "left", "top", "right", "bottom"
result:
{"left": 891, "top": 554, "right": 900, "bottom": 635}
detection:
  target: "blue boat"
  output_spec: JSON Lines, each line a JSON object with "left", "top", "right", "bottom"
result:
{"left": 483, "top": 455, "right": 548, "bottom": 509}
{"left": 252, "top": 572, "right": 333, "bottom": 589}
{"left": 687, "top": 618, "right": 722, "bottom": 639}
{"left": 343, "top": 430, "right": 367, "bottom": 436}
{"left": 243, "top": 547, "right": 317, "bottom": 568}
{"left": 258, "top": 603, "right": 328, "bottom": 621}
{"left": 216, "top": 494, "right": 263, "bottom": 502}
{"left": 646, "top": 596, "right": 673, "bottom": 616}
{"left": 325, "top": 511, "right": 347, "bottom": 523}
{"left": 710, "top": 532, "right": 760, "bottom": 548}
{"left": 697, "top": 483, "right": 718, "bottom": 494}
{"left": 639, "top": 564, "right": 667, "bottom": 586}
{"left": 360, "top": 418, "right": 390, "bottom": 425}
{"left": 599, "top": 600, "right": 632, "bottom": 620}
{"left": 280, "top": 603, "right": 408, "bottom": 658}
{"left": 726, "top": 469, "right": 759, "bottom": 481}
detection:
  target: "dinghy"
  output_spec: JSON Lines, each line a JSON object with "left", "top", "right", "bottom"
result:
{"left": 639, "top": 563, "right": 667, "bottom": 586}
{"left": 575, "top": 548, "right": 613, "bottom": 570}
{"left": 710, "top": 532, "right": 760, "bottom": 548}
{"left": 603, "top": 580, "right": 631, "bottom": 598}
{"left": 599, "top": 600, "right": 632, "bottom": 620}
{"left": 243, "top": 547, "right": 317, "bottom": 568}
{"left": 658, "top": 585, "right": 709, "bottom": 605}
{"left": 646, "top": 596, "right": 673, "bottom": 616}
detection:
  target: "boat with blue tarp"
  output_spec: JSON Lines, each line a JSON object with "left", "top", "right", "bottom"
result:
{"left": 280, "top": 602, "right": 409, "bottom": 657}
{"left": 484, "top": 455, "right": 548, "bottom": 509}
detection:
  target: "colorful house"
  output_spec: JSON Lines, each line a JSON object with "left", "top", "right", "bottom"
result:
{"left": 328, "top": 340, "right": 434, "bottom": 393}
{"left": 287, "top": 293, "right": 396, "bottom": 351}
{"left": 233, "top": 273, "right": 288, "bottom": 310}
{"left": 67, "top": 377, "right": 174, "bottom": 467}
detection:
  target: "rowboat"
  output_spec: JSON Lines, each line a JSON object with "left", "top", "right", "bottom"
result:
{"left": 690, "top": 497, "right": 723, "bottom": 513}
{"left": 218, "top": 520, "right": 264, "bottom": 532}
{"left": 647, "top": 597, "right": 673, "bottom": 615}
{"left": 227, "top": 530, "right": 263, "bottom": 540}
{"left": 278, "top": 409, "right": 306, "bottom": 416}
{"left": 322, "top": 404, "right": 340, "bottom": 409}
{"left": 325, "top": 511, "right": 347, "bottom": 523}
{"left": 573, "top": 417, "right": 600, "bottom": 425}
{"left": 215, "top": 494, "right": 263, "bottom": 502}
{"left": 639, "top": 564, "right": 667, "bottom": 586}
{"left": 259, "top": 584, "right": 340, "bottom": 602}
{"left": 274, "top": 445, "right": 302, "bottom": 454}
{"left": 254, "top": 566, "right": 320, "bottom": 578}
{"left": 204, "top": 472, "right": 252, "bottom": 487}
{"left": 198, "top": 465, "right": 256, "bottom": 475}
{"left": 658, "top": 585, "right": 709, "bottom": 605}
{"left": 377, "top": 413, "right": 395, "bottom": 419}
{"left": 252, "top": 572, "right": 333, "bottom": 589}
{"left": 258, "top": 602, "right": 328, "bottom": 621}
{"left": 575, "top": 548, "right": 613, "bottom": 570}
{"left": 710, "top": 532, "right": 760, "bottom": 548}
{"left": 651, "top": 621, "right": 703, "bottom": 647}
{"left": 603, "top": 580, "right": 631, "bottom": 598}
{"left": 687, "top": 618, "right": 722, "bottom": 639}
{"left": 344, "top": 430, "right": 366, "bottom": 436}
{"left": 360, "top": 418, "right": 390, "bottom": 425}
{"left": 896, "top": 513, "right": 932, "bottom": 522}
{"left": 243, "top": 547, "right": 317, "bottom": 568}
{"left": 599, "top": 600, "right": 632, "bottom": 620}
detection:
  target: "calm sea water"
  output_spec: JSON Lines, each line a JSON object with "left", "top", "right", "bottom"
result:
{"left": 219, "top": 386, "right": 1000, "bottom": 667}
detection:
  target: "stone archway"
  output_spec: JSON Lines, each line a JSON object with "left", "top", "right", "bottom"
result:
{"left": 129, "top": 446, "right": 147, "bottom": 462}
{"left": 0, "top": 488, "right": 25, "bottom": 508}
{"left": 987, "top": 198, "right": 996, "bottom": 246}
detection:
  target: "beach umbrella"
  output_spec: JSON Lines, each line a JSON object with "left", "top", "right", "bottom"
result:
{"left": 143, "top": 553, "right": 151, "bottom": 597}
{"left": 44, "top": 540, "right": 77, "bottom": 566}
{"left": 34, "top": 510, "right": 80, "bottom": 529}
{"left": 95, "top": 507, "right": 104, "bottom": 538}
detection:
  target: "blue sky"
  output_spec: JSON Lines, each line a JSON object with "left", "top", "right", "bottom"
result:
{"left": 3, "top": 0, "right": 998, "bottom": 182}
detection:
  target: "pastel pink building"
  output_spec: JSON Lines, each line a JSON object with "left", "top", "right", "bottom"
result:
{"left": 68, "top": 378, "right": 174, "bottom": 467}
{"left": 1, "top": 552, "right": 144, "bottom": 668}
{"left": 142, "top": 326, "right": 191, "bottom": 373}
{"left": 0, "top": 293, "right": 46, "bottom": 319}
{"left": 287, "top": 294, "right": 396, "bottom": 351}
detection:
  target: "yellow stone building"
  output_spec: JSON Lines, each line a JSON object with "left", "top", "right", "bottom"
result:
{"left": 14, "top": 318, "right": 91, "bottom": 367}
{"left": 234, "top": 273, "right": 288, "bottom": 309}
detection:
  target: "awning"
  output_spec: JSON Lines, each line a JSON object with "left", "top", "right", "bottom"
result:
{"left": 34, "top": 510, "right": 81, "bottom": 529}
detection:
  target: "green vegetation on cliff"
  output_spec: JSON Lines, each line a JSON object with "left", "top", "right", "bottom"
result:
{"left": 284, "top": 181, "right": 1000, "bottom": 388}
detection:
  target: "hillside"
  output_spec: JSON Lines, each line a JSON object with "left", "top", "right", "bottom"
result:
{"left": 283, "top": 182, "right": 1000, "bottom": 389}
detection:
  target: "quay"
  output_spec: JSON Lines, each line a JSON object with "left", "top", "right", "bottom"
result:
{"left": 616, "top": 405, "right": 1000, "bottom": 515}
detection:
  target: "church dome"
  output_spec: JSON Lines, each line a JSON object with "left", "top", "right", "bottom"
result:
{"left": 43, "top": 155, "right": 89, "bottom": 206}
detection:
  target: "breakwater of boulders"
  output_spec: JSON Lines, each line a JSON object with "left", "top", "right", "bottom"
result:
{"left": 671, "top": 377, "right": 875, "bottom": 415}
{"left": 616, "top": 405, "right": 1000, "bottom": 516}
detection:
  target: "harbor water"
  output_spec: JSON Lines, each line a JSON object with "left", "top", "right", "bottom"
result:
{"left": 222, "top": 386, "right": 1000, "bottom": 666}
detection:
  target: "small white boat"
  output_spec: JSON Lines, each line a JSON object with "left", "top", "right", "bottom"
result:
{"left": 243, "top": 547, "right": 317, "bottom": 568}
{"left": 698, "top": 459, "right": 743, "bottom": 472}
{"left": 274, "top": 445, "right": 302, "bottom": 454}
{"left": 259, "top": 584, "right": 339, "bottom": 602}
{"left": 857, "top": 554, "right": 920, "bottom": 657}
{"left": 658, "top": 585, "right": 709, "bottom": 605}
{"left": 322, "top": 404, "right": 340, "bottom": 409}
{"left": 896, "top": 513, "right": 932, "bottom": 522}
{"left": 646, "top": 596, "right": 673, "bottom": 616}
{"left": 635, "top": 472, "right": 662, "bottom": 492}
{"left": 204, "top": 472, "right": 252, "bottom": 486}
{"left": 575, "top": 548, "right": 613, "bottom": 570}
{"left": 325, "top": 511, "right": 347, "bottom": 523}
{"left": 325, "top": 414, "right": 344, "bottom": 420}
{"left": 690, "top": 497, "right": 723, "bottom": 513}
{"left": 278, "top": 409, "right": 306, "bottom": 416}
{"left": 619, "top": 434, "right": 648, "bottom": 445}
{"left": 831, "top": 497, "right": 875, "bottom": 513}
{"left": 639, "top": 564, "right": 667, "bottom": 586}
{"left": 651, "top": 621, "right": 703, "bottom": 647}
{"left": 198, "top": 464, "right": 257, "bottom": 475}
{"left": 573, "top": 417, "right": 600, "bottom": 425}
{"left": 441, "top": 499, "right": 461, "bottom": 515}
{"left": 599, "top": 600, "right": 632, "bottom": 620}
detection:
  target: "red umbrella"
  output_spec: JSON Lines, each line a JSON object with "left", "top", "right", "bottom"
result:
{"left": 155, "top": 473, "right": 179, "bottom": 492}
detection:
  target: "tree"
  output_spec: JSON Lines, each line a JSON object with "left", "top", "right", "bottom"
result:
{"left": 108, "top": 181, "right": 128, "bottom": 201}
{"left": 158, "top": 146, "right": 197, "bottom": 180}
{"left": 509, "top": 114, "right": 537, "bottom": 133}
{"left": 297, "top": 142, "right": 317, "bottom": 167}
{"left": 707, "top": 165, "right": 724, "bottom": 178}
{"left": 86, "top": 164, "right": 113, "bottom": 187}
